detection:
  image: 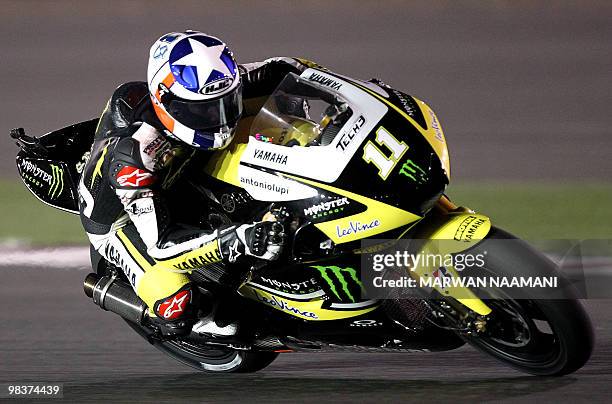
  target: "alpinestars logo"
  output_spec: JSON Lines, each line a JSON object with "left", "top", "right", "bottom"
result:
{"left": 116, "top": 166, "right": 155, "bottom": 187}
{"left": 157, "top": 289, "right": 191, "bottom": 320}
{"left": 311, "top": 265, "right": 366, "bottom": 303}
{"left": 228, "top": 239, "right": 242, "bottom": 263}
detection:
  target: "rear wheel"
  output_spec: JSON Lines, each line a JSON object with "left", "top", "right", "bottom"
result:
{"left": 92, "top": 251, "right": 278, "bottom": 373}
{"left": 125, "top": 319, "right": 279, "bottom": 373}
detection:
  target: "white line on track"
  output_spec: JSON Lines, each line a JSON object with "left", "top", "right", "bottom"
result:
{"left": 0, "top": 246, "right": 90, "bottom": 269}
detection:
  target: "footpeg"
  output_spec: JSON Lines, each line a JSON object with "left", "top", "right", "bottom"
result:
{"left": 192, "top": 315, "right": 238, "bottom": 337}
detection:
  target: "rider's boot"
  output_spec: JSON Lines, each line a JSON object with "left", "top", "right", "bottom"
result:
{"left": 146, "top": 285, "right": 198, "bottom": 337}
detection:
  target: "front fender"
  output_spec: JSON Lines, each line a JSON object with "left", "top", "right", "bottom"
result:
{"left": 405, "top": 211, "right": 493, "bottom": 315}
{"left": 410, "top": 212, "right": 492, "bottom": 252}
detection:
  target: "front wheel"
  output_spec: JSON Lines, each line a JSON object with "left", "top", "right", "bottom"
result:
{"left": 457, "top": 228, "right": 594, "bottom": 376}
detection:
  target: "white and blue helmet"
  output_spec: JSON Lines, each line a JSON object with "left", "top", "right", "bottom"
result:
{"left": 147, "top": 31, "right": 242, "bottom": 150}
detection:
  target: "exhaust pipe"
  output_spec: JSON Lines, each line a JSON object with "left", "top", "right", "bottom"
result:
{"left": 84, "top": 273, "right": 147, "bottom": 324}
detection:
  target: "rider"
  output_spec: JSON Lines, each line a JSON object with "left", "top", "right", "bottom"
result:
{"left": 78, "top": 30, "right": 319, "bottom": 336}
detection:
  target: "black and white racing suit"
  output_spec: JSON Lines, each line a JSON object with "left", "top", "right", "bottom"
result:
{"left": 77, "top": 57, "right": 318, "bottom": 328}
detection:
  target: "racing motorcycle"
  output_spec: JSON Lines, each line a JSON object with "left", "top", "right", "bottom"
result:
{"left": 11, "top": 68, "right": 593, "bottom": 375}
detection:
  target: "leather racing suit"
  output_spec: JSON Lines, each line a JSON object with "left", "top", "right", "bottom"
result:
{"left": 78, "top": 57, "right": 319, "bottom": 330}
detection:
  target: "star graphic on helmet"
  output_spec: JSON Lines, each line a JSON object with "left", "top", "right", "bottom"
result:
{"left": 172, "top": 38, "right": 233, "bottom": 88}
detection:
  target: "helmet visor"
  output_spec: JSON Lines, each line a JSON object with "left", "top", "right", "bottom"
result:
{"left": 163, "top": 84, "right": 243, "bottom": 130}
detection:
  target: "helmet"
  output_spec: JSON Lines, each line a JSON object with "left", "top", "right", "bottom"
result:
{"left": 147, "top": 31, "right": 242, "bottom": 150}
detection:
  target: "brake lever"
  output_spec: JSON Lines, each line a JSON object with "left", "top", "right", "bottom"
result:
{"left": 10, "top": 127, "right": 49, "bottom": 157}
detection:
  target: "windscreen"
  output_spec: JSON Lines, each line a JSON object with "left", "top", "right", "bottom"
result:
{"left": 250, "top": 73, "right": 353, "bottom": 147}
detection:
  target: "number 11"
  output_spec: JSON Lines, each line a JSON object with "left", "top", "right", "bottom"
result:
{"left": 362, "top": 127, "right": 408, "bottom": 180}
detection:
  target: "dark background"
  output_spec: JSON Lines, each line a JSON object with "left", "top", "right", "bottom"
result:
{"left": 1, "top": 0, "right": 611, "bottom": 180}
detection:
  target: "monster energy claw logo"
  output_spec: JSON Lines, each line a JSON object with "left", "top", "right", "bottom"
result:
{"left": 311, "top": 265, "right": 366, "bottom": 303}
{"left": 48, "top": 164, "right": 64, "bottom": 199}
{"left": 399, "top": 159, "right": 427, "bottom": 184}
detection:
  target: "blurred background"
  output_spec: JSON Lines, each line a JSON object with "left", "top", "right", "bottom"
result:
{"left": 1, "top": 3, "right": 611, "bottom": 400}
{"left": 0, "top": 0, "right": 611, "bottom": 244}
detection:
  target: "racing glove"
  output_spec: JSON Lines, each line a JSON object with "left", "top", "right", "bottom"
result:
{"left": 218, "top": 221, "right": 286, "bottom": 264}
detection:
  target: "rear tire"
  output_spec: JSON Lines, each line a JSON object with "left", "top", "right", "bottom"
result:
{"left": 125, "top": 320, "right": 279, "bottom": 373}
{"left": 93, "top": 251, "right": 278, "bottom": 373}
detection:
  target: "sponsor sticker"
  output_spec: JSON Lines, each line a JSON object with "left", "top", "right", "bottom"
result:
{"left": 253, "top": 148, "right": 288, "bottom": 165}
{"left": 254, "top": 290, "right": 318, "bottom": 319}
{"left": 398, "top": 159, "right": 427, "bottom": 184}
{"left": 336, "top": 219, "right": 381, "bottom": 239}
{"left": 336, "top": 115, "right": 366, "bottom": 151}
{"left": 20, "top": 160, "right": 64, "bottom": 199}
{"left": 255, "top": 133, "right": 273, "bottom": 143}
{"left": 453, "top": 215, "right": 487, "bottom": 242}
{"left": 259, "top": 276, "right": 319, "bottom": 292}
{"left": 116, "top": 166, "right": 155, "bottom": 187}
{"left": 200, "top": 77, "right": 233, "bottom": 95}
{"left": 127, "top": 203, "right": 154, "bottom": 216}
{"left": 428, "top": 109, "right": 444, "bottom": 142}
{"left": 20, "top": 160, "right": 52, "bottom": 184}
{"left": 172, "top": 249, "right": 222, "bottom": 271}
{"left": 153, "top": 44, "right": 168, "bottom": 59}
{"left": 239, "top": 177, "right": 288, "bottom": 195}
{"left": 143, "top": 135, "right": 170, "bottom": 156}
{"left": 311, "top": 265, "right": 366, "bottom": 303}
{"left": 220, "top": 194, "right": 236, "bottom": 213}
{"left": 156, "top": 289, "right": 191, "bottom": 320}
{"left": 350, "top": 319, "right": 383, "bottom": 327}
{"left": 104, "top": 243, "right": 137, "bottom": 286}
{"left": 308, "top": 72, "right": 342, "bottom": 90}
{"left": 76, "top": 151, "right": 91, "bottom": 174}
{"left": 303, "top": 197, "right": 350, "bottom": 219}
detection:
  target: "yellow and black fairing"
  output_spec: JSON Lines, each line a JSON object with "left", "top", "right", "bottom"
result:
{"left": 201, "top": 68, "right": 494, "bottom": 322}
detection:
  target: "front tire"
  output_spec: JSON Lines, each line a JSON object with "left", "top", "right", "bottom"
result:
{"left": 457, "top": 227, "right": 594, "bottom": 376}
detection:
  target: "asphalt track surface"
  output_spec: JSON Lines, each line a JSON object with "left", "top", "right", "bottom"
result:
{"left": 0, "top": 261, "right": 611, "bottom": 403}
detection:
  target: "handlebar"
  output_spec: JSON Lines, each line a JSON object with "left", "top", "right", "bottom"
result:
{"left": 10, "top": 127, "right": 49, "bottom": 157}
